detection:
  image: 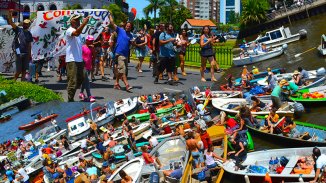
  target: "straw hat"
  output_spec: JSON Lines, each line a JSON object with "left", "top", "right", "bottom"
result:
{"left": 23, "top": 19, "right": 31, "bottom": 24}
{"left": 279, "top": 79, "right": 288, "bottom": 86}
{"left": 267, "top": 68, "right": 271, "bottom": 71}
{"left": 69, "top": 14, "right": 82, "bottom": 22}
{"left": 293, "top": 70, "right": 300, "bottom": 75}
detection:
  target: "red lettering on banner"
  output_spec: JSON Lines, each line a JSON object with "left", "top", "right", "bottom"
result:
{"left": 58, "top": 39, "right": 66, "bottom": 46}
{"left": 43, "top": 10, "right": 72, "bottom": 21}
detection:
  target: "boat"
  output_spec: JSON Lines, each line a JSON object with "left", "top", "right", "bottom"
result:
{"left": 0, "top": 114, "right": 11, "bottom": 122}
{"left": 18, "top": 113, "right": 58, "bottom": 131}
{"left": 212, "top": 98, "right": 296, "bottom": 117}
{"left": 109, "top": 136, "right": 190, "bottom": 183}
{"left": 33, "top": 126, "right": 67, "bottom": 146}
{"left": 137, "top": 93, "right": 168, "bottom": 105}
{"left": 114, "top": 97, "right": 138, "bottom": 118}
{"left": 247, "top": 116, "right": 326, "bottom": 147}
{"left": 234, "top": 68, "right": 286, "bottom": 86}
{"left": 108, "top": 158, "right": 145, "bottom": 183}
{"left": 317, "top": 34, "right": 326, "bottom": 56}
{"left": 222, "top": 147, "right": 326, "bottom": 182}
{"left": 0, "top": 96, "right": 31, "bottom": 113}
{"left": 192, "top": 90, "right": 242, "bottom": 101}
{"left": 233, "top": 45, "right": 286, "bottom": 66}
{"left": 138, "top": 99, "right": 184, "bottom": 114}
{"left": 127, "top": 103, "right": 184, "bottom": 122}
{"left": 289, "top": 85, "right": 326, "bottom": 104}
{"left": 67, "top": 102, "right": 115, "bottom": 141}
{"left": 249, "top": 26, "right": 307, "bottom": 48}
{"left": 257, "top": 67, "right": 326, "bottom": 90}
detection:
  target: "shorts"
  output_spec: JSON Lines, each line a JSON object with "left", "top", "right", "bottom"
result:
{"left": 192, "top": 151, "right": 204, "bottom": 165}
{"left": 159, "top": 57, "right": 175, "bottom": 73}
{"left": 100, "top": 48, "right": 109, "bottom": 57}
{"left": 15, "top": 53, "right": 29, "bottom": 73}
{"left": 116, "top": 55, "right": 127, "bottom": 74}
{"left": 135, "top": 47, "right": 147, "bottom": 58}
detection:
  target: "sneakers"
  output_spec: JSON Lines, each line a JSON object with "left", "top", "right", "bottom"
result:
{"left": 89, "top": 96, "right": 96, "bottom": 102}
{"left": 138, "top": 70, "right": 143, "bottom": 73}
{"left": 79, "top": 93, "right": 85, "bottom": 100}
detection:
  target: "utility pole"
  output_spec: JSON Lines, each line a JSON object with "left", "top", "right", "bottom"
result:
{"left": 283, "top": 0, "right": 291, "bottom": 25}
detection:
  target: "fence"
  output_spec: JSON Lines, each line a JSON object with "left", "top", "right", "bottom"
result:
{"left": 185, "top": 45, "right": 233, "bottom": 69}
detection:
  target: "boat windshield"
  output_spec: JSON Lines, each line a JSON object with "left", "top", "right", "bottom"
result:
{"left": 269, "top": 30, "right": 283, "bottom": 40}
{"left": 34, "top": 126, "right": 56, "bottom": 139}
{"left": 257, "top": 36, "right": 271, "bottom": 43}
{"left": 112, "top": 160, "right": 141, "bottom": 181}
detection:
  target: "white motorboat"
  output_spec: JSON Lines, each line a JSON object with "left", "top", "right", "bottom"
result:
{"left": 250, "top": 26, "right": 307, "bottom": 48}
{"left": 223, "top": 147, "right": 326, "bottom": 182}
{"left": 317, "top": 34, "right": 326, "bottom": 56}
{"left": 114, "top": 97, "right": 138, "bottom": 118}
{"left": 212, "top": 98, "right": 295, "bottom": 116}
{"left": 233, "top": 45, "right": 285, "bottom": 66}
{"left": 138, "top": 93, "right": 168, "bottom": 105}
{"left": 67, "top": 102, "right": 115, "bottom": 141}
{"left": 192, "top": 90, "right": 242, "bottom": 101}
{"left": 33, "top": 126, "right": 67, "bottom": 146}
{"left": 108, "top": 158, "right": 145, "bottom": 183}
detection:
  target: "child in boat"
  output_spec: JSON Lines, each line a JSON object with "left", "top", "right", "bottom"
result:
{"left": 217, "top": 111, "right": 239, "bottom": 134}
{"left": 141, "top": 146, "right": 163, "bottom": 169}
{"left": 250, "top": 96, "right": 266, "bottom": 112}
{"left": 281, "top": 117, "right": 296, "bottom": 136}
{"left": 193, "top": 86, "right": 201, "bottom": 95}
{"left": 225, "top": 74, "right": 235, "bottom": 90}
{"left": 204, "top": 145, "right": 226, "bottom": 169}
{"left": 261, "top": 108, "right": 280, "bottom": 134}
{"left": 293, "top": 156, "right": 314, "bottom": 174}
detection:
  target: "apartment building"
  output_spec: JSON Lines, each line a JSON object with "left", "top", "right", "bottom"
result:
{"left": 220, "top": 0, "right": 241, "bottom": 24}
{"left": 180, "top": 0, "right": 220, "bottom": 22}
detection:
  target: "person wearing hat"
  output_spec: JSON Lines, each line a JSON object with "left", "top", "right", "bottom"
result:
{"left": 252, "top": 66, "right": 259, "bottom": 75}
{"left": 109, "top": 11, "right": 133, "bottom": 92}
{"left": 79, "top": 35, "right": 96, "bottom": 102}
{"left": 292, "top": 70, "right": 303, "bottom": 86}
{"left": 271, "top": 79, "right": 298, "bottom": 109}
{"left": 310, "top": 147, "right": 326, "bottom": 183}
{"left": 8, "top": 10, "right": 33, "bottom": 81}
{"left": 65, "top": 14, "right": 90, "bottom": 102}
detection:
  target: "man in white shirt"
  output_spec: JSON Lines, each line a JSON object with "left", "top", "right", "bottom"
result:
{"left": 310, "top": 147, "right": 326, "bottom": 183}
{"left": 14, "top": 164, "right": 29, "bottom": 183}
{"left": 65, "top": 14, "right": 90, "bottom": 102}
{"left": 147, "top": 136, "right": 158, "bottom": 148}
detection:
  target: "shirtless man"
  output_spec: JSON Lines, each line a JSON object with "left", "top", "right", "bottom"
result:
{"left": 89, "top": 121, "right": 99, "bottom": 138}
{"left": 186, "top": 132, "right": 204, "bottom": 168}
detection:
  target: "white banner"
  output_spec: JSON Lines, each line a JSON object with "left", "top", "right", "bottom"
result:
{"left": 0, "top": 25, "right": 16, "bottom": 73}
{"left": 31, "top": 9, "right": 110, "bottom": 60}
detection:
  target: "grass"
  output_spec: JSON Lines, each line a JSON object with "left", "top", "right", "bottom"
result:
{"left": 131, "top": 40, "right": 236, "bottom": 69}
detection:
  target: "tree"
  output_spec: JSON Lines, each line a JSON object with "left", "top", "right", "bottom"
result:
{"left": 102, "top": 4, "right": 128, "bottom": 25}
{"left": 143, "top": 0, "right": 165, "bottom": 25}
{"left": 63, "top": 3, "right": 83, "bottom": 10}
{"left": 163, "top": 0, "right": 179, "bottom": 23}
{"left": 240, "top": 0, "right": 269, "bottom": 27}
{"left": 228, "top": 11, "right": 240, "bottom": 25}
{"left": 159, "top": 4, "right": 193, "bottom": 32}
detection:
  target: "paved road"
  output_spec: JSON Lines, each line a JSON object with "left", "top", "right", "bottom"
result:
{"left": 36, "top": 60, "right": 223, "bottom": 103}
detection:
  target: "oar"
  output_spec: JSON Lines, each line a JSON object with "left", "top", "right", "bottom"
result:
{"left": 294, "top": 47, "right": 316, "bottom": 57}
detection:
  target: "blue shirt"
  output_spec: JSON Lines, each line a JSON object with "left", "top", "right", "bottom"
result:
{"left": 301, "top": 69, "right": 309, "bottom": 80}
{"left": 159, "top": 32, "right": 175, "bottom": 58}
{"left": 115, "top": 27, "right": 133, "bottom": 57}
{"left": 6, "top": 170, "right": 14, "bottom": 181}
{"left": 170, "top": 168, "right": 183, "bottom": 179}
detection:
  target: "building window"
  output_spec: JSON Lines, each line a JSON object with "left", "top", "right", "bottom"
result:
{"left": 226, "top": 0, "right": 235, "bottom": 6}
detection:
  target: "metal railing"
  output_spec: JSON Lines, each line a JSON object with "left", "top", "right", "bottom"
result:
{"left": 185, "top": 45, "right": 233, "bottom": 68}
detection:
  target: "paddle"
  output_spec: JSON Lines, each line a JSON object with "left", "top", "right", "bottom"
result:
{"left": 294, "top": 47, "right": 316, "bottom": 57}
{"left": 31, "top": 111, "right": 42, "bottom": 117}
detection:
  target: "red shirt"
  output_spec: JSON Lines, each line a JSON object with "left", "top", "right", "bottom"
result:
{"left": 226, "top": 118, "right": 237, "bottom": 128}
{"left": 185, "top": 103, "right": 192, "bottom": 113}
{"left": 101, "top": 32, "right": 111, "bottom": 49}
{"left": 200, "top": 131, "right": 212, "bottom": 149}
{"left": 142, "top": 152, "right": 154, "bottom": 164}
{"left": 43, "top": 147, "right": 53, "bottom": 154}
{"left": 146, "top": 34, "right": 153, "bottom": 50}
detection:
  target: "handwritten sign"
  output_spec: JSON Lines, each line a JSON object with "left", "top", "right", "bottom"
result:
{"left": 30, "top": 9, "right": 110, "bottom": 60}
{"left": 0, "top": 25, "right": 16, "bottom": 73}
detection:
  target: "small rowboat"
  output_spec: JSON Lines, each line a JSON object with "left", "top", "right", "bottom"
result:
{"left": 0, "top": 114, "right": 11, "bottom": 122}
{"left": 138, "top": 99, "right": 184, "bottom": 114}
{"left": 233, "top": 45, "right": 285, "bottom": 66}
{"left": 137, "top": 93, "right": 168, "bottom": 105}
{"left": 212, "top": 98, "right": 295, "bottom": 117}
{"left": 108, "top": 158, "right": 144, "bottom": 183}
{"left": 222, "top": 147, "right": 326, "bottom": 182}
{"left": 18, "top": 113, "right": 58, "bottom": 130}
{"left": 247, "top": 116, "right": 326, "bottom": 147}
{"left": 114, "top": 97, "right": 138, "bottom": 118}
{"left": 192, "top": 91, "right": 242, "bottom": 101}
{"left": 289, "top": 85, "right": 326, "bottom": 104}
{"left": 234, "top": 68, "right": 286, "bottom": 86}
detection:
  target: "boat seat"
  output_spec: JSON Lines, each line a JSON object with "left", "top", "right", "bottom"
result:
{"left": 281, "top": 155, "right": 300, "bottom": 175}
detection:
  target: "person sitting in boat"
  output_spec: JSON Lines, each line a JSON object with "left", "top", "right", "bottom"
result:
{"left": 281, "top": 117, "right": 296, "bottom": 136}
{"left": 231, "top": 114, "right": 248, "bottom": 142}
{"left": 141, "top": 145, "right": 163, "bottom": 169}
{"left": 147, "top": 95, "right": 153, "bottom": 103}
{"left": 298, "top": 67, "right": 309, "bottom": 84}
{"left": 261, "top": 43, "right": 268, "bottom": 52}
{"left": 173, "top": 124, "right": 185, "bottom": 137}
{"left": 261, "top": 108, "right": 280, "bottom": 134}
{"left": 252, "top": 66, "right": 259, "bottom": 74}
{"left": 116, "top": 99, "right": 124, "bottom": 105}
{"left": 123, "top": 145, "right": 135, "bottom": 161}
{"left": 239, "top": 48, "right": 245, "bottom": 59}
{"left": 239, "top": 104, "right": 259, "bottom": 128}
{"left": 163, "top": 162, "right": 183, "bottom": 181}
{"left": 118, "top": 170, "right": 133, "bottom": 183}
{"left": 147, "top": 136, "right": 159, "bottom": 148}
{"left": 101, "top": 161, "right": 114, "bottom": 180}
{"left": 310, "top": 147, "right": 326, "bottom": 183}
{"left": 250, "top": 96, "right": 266, "bottom": 112}
{"left": 281, "top": 80, "right": 299, "bottom": 99}
{"left": 103, "top": 147, "right": 115, "bottom": 164}
{"left": 227, "top": 135, "right": 247, "bottom": 171}
{"left": 170, "top": 109, "right": 180, "bottom": 121}
{"left": 292, "top": 70, "right": 303, "bottom": 86}
{"left": 205, "top": 145, "right": 226, "bottom": 170}
{"left": 35, "top": 114, "right": 43, "bottom": 122}
{"left": 293, "top": 156, "right": 314, "bottom": 175}
{"left": 266, "top": 71, "right": 278, "bottom": 91}
{"left": 193, "top": 86, "right": 201, "bottom": 96}
{"left": 151, "top": 119, "right": 164, "bottom": 136}
{"left": 129, "top": 116, "right": 140, "bottom": 126}
{"left": 225, "top": 74, "right": 235, "bottom": 90}
{"left": 186, "top": 131, "right": 205, "bottom": 168}
{"left": 241, "top": 76, "right": 251, "bottom": 90}
{"left": 217, "top": 111, "right": 239, "bottom": 135}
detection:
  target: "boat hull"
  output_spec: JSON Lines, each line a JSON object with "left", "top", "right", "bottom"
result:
{"left": 19, "top": 114, "right": 58, "bottom": 130}
{"left": 233, "top": 47, "right": 284, "bottom": 66}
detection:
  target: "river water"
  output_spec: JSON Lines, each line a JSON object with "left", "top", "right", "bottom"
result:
{"left": 0, "top": 13, "right": 325, "bottom": 182}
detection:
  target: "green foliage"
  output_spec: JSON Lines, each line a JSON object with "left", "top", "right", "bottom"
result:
{"left": 143, "top": 0, "right": 165, "bottom": 24}
{"left": 158, "top": 4, "right": 193, "bottom": 32}
{"left": 102, "top": 4, "right": 128, "bottom": 25}
{"left": 228, "top": 11, "right": 240, "bottom": 25}
{"left": 0, "top": 77, "right": 63, "bottom": 103}
{"left": 63, "top": 3, "right": 83, "bottom": 10}
{"left": 240, "top": 0, "right": 269, "bottom": 27}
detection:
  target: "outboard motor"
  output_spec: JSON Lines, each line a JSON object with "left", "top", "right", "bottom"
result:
{"left": 282, "top": 43, "right": 288, "bottom": 50}
{"left": 316, "top": 67, "right": 326, "bottom": 76}
{"left": 299, "top": 29, "right": 307, "bottom": 39}
{"left": 292, "top": 102, "right": 305, "bottom": 118}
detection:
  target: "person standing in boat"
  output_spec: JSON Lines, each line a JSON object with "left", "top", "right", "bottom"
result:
{"left": 51, "top": 117, "right": 61, "bottom": 132}
{"left": 310, "top": 147, "right": 326, "bottom": 183}
{"left": 186, "top": 131, "right": 204, "bottom": 168}
{"left": 271, "top": 79, "right": 298, "bottom": 109}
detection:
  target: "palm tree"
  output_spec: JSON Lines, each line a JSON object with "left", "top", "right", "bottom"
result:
{"left": 163, "top": 0, "right": 179, "bottom": 23}
{"left": 240, "top": 0, "right": 269, "bottom": 27}
{"left": 143, "top": 0, "right": 165, "bottom": 25}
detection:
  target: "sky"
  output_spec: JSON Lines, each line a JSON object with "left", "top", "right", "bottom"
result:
{"left": 126, "top": 0, "right": 150, "bottom": 19}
